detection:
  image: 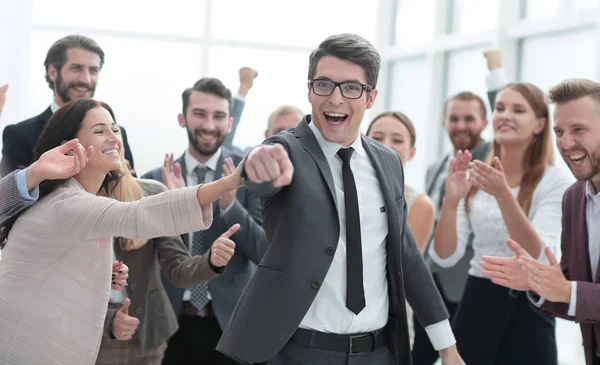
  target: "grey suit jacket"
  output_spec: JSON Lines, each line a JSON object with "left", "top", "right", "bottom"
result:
{"left": 141, "top": 147, "right": 267, "bottom": 329}
{"left": 0, "top": 171, "right": 36, "bottom": 226}
{"left": 216, "top": 116, "right": 449, "bottom": 364}
{"left": 103, "top": 179, "right": 222, "bottom": 353}
{"left": 223, "top": 96, "right": 246, "bottom": 151}
{"left": 423, "top": 89, "right": 497, "bottom": 303}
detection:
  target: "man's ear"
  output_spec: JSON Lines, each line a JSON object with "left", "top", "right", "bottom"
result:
{"left": 48, "top": 65, "right": 58, "bottom": 84}
{"left": 178, "top": 114, "right": 186, "bottom": 128}
{"left": 366, "top": 89, "right": 378, "bottom": 109}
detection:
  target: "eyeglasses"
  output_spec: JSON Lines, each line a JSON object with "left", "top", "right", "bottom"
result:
{"left": 309, "top": 78, "right": 372, "bottom": 99}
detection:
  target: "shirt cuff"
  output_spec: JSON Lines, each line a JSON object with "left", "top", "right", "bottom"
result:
{"left": 485, "top": 67, "right": 509, "bottom": 91}
{"left": 220, "top": 200, "right": 236, "bottom": 216}
{"left": 233, "top": 94, "right": 245, "bottom": 102}
{"left": 527, "top": 291, "right": 545, "bottom": 307}
{"left": 427, "top": 241, "right": 463, "bottom": 269}
{"left": 567, "top": 281, "right": 577, "bottom": 317}
{"left": 16, "top": 169, "right": 40, "bottom": 201}
{"left": 425, "top": 319, "right": 456, "bottom": 350}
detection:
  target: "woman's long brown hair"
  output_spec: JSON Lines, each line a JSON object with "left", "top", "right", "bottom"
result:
{"left": 464, "top": 83, "right": 554, "bottom": 215}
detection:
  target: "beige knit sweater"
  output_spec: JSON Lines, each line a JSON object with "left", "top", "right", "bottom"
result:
{"left": 0, "top": 178, "right": 212, "bottom": 365}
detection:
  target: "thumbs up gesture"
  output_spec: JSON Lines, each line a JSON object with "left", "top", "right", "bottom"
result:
{"left": 111, "top": 298, "right": 140, "bottom": 341}
{"left": 210, "top": 224, "right": 239, "bottom": 267}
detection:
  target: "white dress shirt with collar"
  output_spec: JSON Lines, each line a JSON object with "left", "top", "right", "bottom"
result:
{"left": 299, "top": 122, "right": 454, "bottom": 350}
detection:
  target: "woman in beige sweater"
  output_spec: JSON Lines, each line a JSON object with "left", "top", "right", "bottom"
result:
{"left": 0, "top": 98, "right": 241, "bottom": 365}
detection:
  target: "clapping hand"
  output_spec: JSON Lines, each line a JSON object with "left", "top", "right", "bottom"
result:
{"left": 219, "top": 157, "right": 238, "bottom": 210}
{"left": 444, "top": 150, "right": 472, "bottom": 203}
{"left": 519, "top": 247, "right": 571, "bottom": 303}
{"left": 469, "top": 157, "right": 510, "bottom": 199}
{"left": 480, "top": 239, "right": 532, "bottom": 291}
{"left": 162, "top": 153, "right": 185, "bottom": 190}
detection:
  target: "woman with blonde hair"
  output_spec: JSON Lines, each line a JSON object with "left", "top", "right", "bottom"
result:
{"left": 430, "top": 83, "right": 573, "bottom": 364}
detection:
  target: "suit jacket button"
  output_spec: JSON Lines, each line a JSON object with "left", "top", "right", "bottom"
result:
{"left": 130, "top": 283, "right": 138, "bottom": 291}
{"left": 311, "top": 280, "right": 321, "bottom": 289}
{"left": 325, "top": 247, "right": 335, "bottom": 256}
{"left": 134, "top": 307, "right": 143, "bottom": 316}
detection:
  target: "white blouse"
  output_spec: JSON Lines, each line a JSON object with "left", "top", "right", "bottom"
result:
{"left": 429, "top": 166, "right": 574, "bottom": 278}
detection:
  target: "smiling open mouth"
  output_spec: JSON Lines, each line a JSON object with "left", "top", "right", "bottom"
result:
{"left": 324, "top": 112, "right": 348, "bottom": 125}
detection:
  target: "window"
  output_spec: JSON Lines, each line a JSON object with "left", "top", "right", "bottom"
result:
{"left": 207, "top": 46, "right": 311, "bottom": 149}
{"left": 32, "top": 0, "right": 207, "bottom": 37}
{"left": 387, "top": 58, "right": 429, "bottom": 190}
{"left": 525, "top": 0, "right": 600, "bottom": 20}
{"left": 451, "top": 0, "right": 497, "bottom": 35}
{"left": 210, "top": 0, "right": 378, "bottom": 47}
{"left": 394, "top": 0, "right": 436, "bottom": 46}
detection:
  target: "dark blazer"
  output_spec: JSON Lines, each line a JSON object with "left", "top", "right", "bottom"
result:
{"left": 216, "top": 116, "right": 449, "bottom": 364}
{"left": 141, "top": 147, "right": 267, "bottom": 329}
{"left": 103, "top": 179, "right": 222, "bottom": 353}
{"left": 537, "top": 181, "right": 600, "bottom": 365}
{"left": 1, "top": 106, "right": 135, "bottom": 176}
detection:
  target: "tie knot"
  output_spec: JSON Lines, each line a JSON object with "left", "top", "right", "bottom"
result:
{"left": 193, "top": 165, "right": 210, "bottom": 183}
{"left": 337, "top": 147, "right": 354, "bottom": 164}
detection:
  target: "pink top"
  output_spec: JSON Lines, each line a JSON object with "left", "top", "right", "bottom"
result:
{"left": 0, "top": 178, "right": 212, "bottom": 365}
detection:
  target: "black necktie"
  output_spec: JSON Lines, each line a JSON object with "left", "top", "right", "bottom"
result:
{"left": 337, "top": 147, "right": 365, "bottom": 315}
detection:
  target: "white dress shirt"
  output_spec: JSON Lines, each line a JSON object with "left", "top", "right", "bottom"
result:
{"left": 299, "top": 122, "right": 454, "bottom": 350}
{"left": 429, "top": 167, "right": 574, "bottom": 277}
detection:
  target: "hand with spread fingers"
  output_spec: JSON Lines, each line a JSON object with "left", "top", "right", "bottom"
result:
{"left": 111, "top": 261, "right": 129, "bottom": 290}
{"left": 210, "top": 223, "right": 239, "bottom": 267}
{"left": 480, "top": 239, "right": 532, "bottom": 291}
{"left": 444, "top": 149, "right": 472, "bottom": 203}
{"left": 519, "top": 246, "right": 571, "bottom": 303}
{"left": 162, "top": 152, "right": 186, "bottom": 190}
{"left": 469, "top": 157, "right": 511, "bottom": 199}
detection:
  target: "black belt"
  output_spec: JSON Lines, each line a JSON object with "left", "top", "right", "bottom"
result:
{"left": 289, "top": 326, "right": 388, "bottom": 355}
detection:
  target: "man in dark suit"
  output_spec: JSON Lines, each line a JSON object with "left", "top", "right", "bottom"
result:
{"left": 481, "top": 78, "right": 600, "bottom": 365}
{"left": 216, "top": 33, "right": 464, "bottom": 365}
{"left": 1, "top": 34, "right": 135, "bottom": 176}
{"left": 141, "top": 77, "right": 267, "bottom": 365}
{"left": 414, "top": 90, "right": 491, "bottom": 364}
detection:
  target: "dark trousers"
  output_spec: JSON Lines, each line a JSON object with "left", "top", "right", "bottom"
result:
{"left": 263, "top": 341, "right": 395, "bottom": 365}
{"left": 162, "top": 308, "right": 238, "bottom": 365}
{"left": 412, "top": 274, "right": 458, "bottom": 365}
{"left": 453, "top": 276, "right": 557, "bottom": 365}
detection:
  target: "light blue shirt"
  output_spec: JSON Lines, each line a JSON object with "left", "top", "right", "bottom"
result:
{"left": 16, "top": 169, "right": 39, "bottom": 201}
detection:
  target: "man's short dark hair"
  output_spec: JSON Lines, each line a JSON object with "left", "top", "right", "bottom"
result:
{"left": 444, "top": 91, "right": 487, "bottom": 119}
{"left": 181, "top": 78, "right": 232, "bottom": 116}
{"left": 44, "top": 35, "right": 105, "bottom": 90}
{"left": 308, "top": 33, "right": 381, "bottom": 89}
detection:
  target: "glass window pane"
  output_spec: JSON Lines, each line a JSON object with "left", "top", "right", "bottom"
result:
{"left": 525, "top": 0, "right": 599, "bottom": 19}
{"left": 451, "top": 0, "right": 498, "bottom": 35}
{"left": 445, "top": 46, "right": 492, "bottom": 151}
{"left": 210, "top": 0, "right": 377, "bottom": 47}
{"left": 387, "top": 58, "right": 429, "bottom": 191}
{"left": 521, "top": 28, "right": 596, "bottom": 187}
{"left": 27, "top": 31, "right": 203, "bottom": 176}
{"left": 394, "top": 0, "right": 436, "bottom": 46}
{"left": 32, "top": 0, "right": 206, "bottom": 37}
{"left": 207, "top": 46, "right": 311, "bottom": 149}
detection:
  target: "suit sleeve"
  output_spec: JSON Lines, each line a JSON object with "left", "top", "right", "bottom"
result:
{"left": 119, "top": 125, "right": 135, "bottom": 171}
{"left": 396, "top": 155, "right": 450, "bottom": 327}
{"left": 223, "top": 96, "right": 245, "bottom": 149}
{"left": 221, "top": 190, "right": 268, "bottom": 264}
{"left": 0, "top": 171, "right": 36, "bottom": 225}
{"left": 55, "top": 185, "right": 213, "bottom": 241}
{"left": 241, "top": 135, "right": 289, "bottom": 199}
{"left": 102, "top": 306, "right": 118, "bottom": 338}
{"left": 1, "top": 125, "right": 32, "bottom": 176}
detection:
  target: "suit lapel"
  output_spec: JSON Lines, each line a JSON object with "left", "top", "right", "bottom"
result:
{"left": 294, "top": 118, "right": 338, "bottom": 208}
{"left": 176, "top": 154, "right": 188, "bottom": 185}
